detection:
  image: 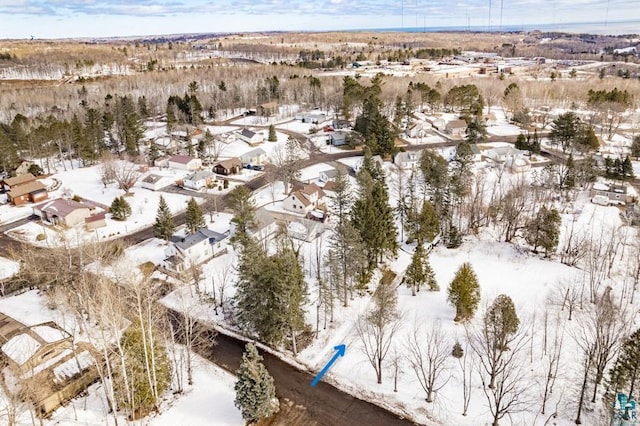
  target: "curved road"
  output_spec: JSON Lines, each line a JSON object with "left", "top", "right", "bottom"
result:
{"left": 167, "top": 310, "right": 415, "bottom": 426}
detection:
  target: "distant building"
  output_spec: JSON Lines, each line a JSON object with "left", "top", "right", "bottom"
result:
{"left": 183, "top": 170, "right": 215, "bottom": 191}
{"left": 4, "top": 173, "right": 48, "bottom": 206}
{"left": 394, "top": 151, "right": 421, "bottom": 170}
{"left": 257, "top": 102, "right": 278, "bottom": 117}
{"left": 283, "top": 183, "right": 326, "bottom": 215}
{"left": 330, "top": 131, "right": 349, "bottom": 146}
{"left": 140, "top": 174, "right": 173, "bottom": 191}
{"left": 445, "top": 120, "right": 468, "bottom": 137}
{"left": 213, "top": 158, "right": 242, "bottom": 176}
{"left": 240, "top": 148, "right": 267, "bottom": 166}
{"left": 237, "top": 128, "right": 264, "bottom": 146}
{"left": 167, "top": 155, "right": 202, "bottom": 171}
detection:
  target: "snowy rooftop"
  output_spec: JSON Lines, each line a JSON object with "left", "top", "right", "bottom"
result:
{"left": 2, "top": 333, "right": 41, "bottom": 366}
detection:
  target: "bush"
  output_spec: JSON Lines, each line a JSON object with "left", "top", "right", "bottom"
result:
{"left": 223, "top": 179, "right": 229, "bottom": 189}
{"left": 72, "top": 195, "right": 82, "bottom": 202}
{"left": 36, "top": 233, "right": 47, "bottom": 241}
{"left": 452, "top": 342, "right": 464, "bottom": 358}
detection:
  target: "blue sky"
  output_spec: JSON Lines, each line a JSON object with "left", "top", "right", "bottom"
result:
{"left": 0, "top": 0, "right": 637, "bottom": 39}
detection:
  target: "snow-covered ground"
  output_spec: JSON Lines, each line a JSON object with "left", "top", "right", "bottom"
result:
{"left": 0, "top": 257, "right": 19, "bottom": 280}
{"left": 47, "top": 349, "right": 243, "bottom": 426}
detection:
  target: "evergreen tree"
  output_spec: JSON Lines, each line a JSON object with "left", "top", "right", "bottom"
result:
{"left": 525, "top": 206, "right": 561, "bottom": 256}
{"left": 234, "top": 238, "right": 307, "bottom": 347}
{"left": 234, "top": 343, "right": 277, "bottom": 423}
{"left": 406, "top": 199, "right": 439, "bottom": 245}
{"left": 404, "top": 243, "right": 438, "bottom": 296}
{"left": 485, "top": 294, "right": 520, "bottom": 352}
{"left": 329, "top": 221, "right": 368, "bottom": 306}
{"left": 606, "top": 328, "right": 640, "bottom": 406}
{"left": 631, "top": 136, "right": 640, "bottom": 160}
{"left": 464, "top": 116, "right": 487, "bottom": 144}
{"left": 446, "top": 225, "right": 463, "bottom": 249}
{"left": 514, "top": 133, "right": 528, "bottom": 151}
{"left": 447, "top": 262, "right": 480, "bottom": 322}
{"left": 114, "top": 321, "right": 171, "bottom": 417}
{"left": 420, "top": 150, "right": 451, "bottom": 220}
{"left": 550, "top": 111, "right": 580, "bottom": 152}
{"left": 185, "top": 197, "right": 205, "bottom": 234}
{"left": 354, "top": 75, "right": 396, "bottom": 156}
{"left": 623, "top": 155, "right": 635, "bottom": 179}
{"left": 110, "top": 196, "right": 132, "bottom": 221}
{"left": 268, "top": 124, "right": 277, "bottom": 142}
{"left": 153, "top": 195, "right": 174, "bottom": 241}
{"left": 576, "top": 125, "right": 600, "bottom": 152}
{"left": 351, "top": 151, "right": 398, "bottom": 273}
{"left": 228, "top": 186, "right": 257, "bottom": 246}
{"left": 328, "top": 166, "right": 352, "bottom": 225}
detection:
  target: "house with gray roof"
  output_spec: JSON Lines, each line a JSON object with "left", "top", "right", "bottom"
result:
{"left": 237, "top": 128, "right": 264, "bottom": 146}
{"left": 183, "top": 170, "right": 215, "bottom": 191}
{"left": 164, "top": 228, "right": 229, "bottom": 273}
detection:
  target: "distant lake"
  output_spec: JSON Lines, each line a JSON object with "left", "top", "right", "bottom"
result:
{"left": 357, "top": 19, "right": 640, "bottom": 35}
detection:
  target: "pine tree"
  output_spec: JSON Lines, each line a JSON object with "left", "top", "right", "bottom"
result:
{"left": 228, "top": 186, "right": 257, "bottom": 246}
{"left": 485, "top": 294, "right": 520, "bottom": 352}
{"left": 268, "top": 124, "right": 277, "bottom": 142}
{"left": 110, "top": 196, "right": 131, "bottom": 221}
{"left": 185, "top": 197, "right": 205, "bottom": 234}
{"left": 351, "top": 150, "right": 398, "bottom": 273}
{"left": 404, "top": 244, "right": 438, "bottom": 296}
{"left": 631, "top": 136, "right": 640, "bottom": 160}
{"left": 406, "top": 199, "right": 439, "bottom": 245}
{"left": 153, "top": 195, "right": 174, "bottom": 241}
{"left": 234, "top": 343, "right": 277, "bottom": 423}
{"left": 234, "top": 237, "right": 307, "bottom": 347}
{"left": 606, "top": 328, "right": 640, "bottom": 406}
{"left": 447, "top": 262, "right": 480, "bottom": 322}
{"left": 525, "top": 206, "right": 561, "bottom": 256}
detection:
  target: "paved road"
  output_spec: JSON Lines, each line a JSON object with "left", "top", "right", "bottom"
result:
{"left": 167, "top": 310, "right": 415, "bottom": 426}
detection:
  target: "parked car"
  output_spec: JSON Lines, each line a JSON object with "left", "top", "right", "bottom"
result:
{"left": 251, "top": 165, "right": 264, "bottom": 171}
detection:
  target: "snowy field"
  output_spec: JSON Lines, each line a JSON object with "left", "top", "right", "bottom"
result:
{"left": 0, "top": 257, "right": 19, "bottom": 280}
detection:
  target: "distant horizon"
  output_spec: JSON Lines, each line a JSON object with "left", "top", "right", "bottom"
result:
{"left": 1, "top": 0, "right": 639, "bottom": 40}
{"left": 5, "top": 18, "right": 640, "bottom": 42}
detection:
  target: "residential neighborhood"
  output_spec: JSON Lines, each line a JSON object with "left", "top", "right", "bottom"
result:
{"left": 1, "top": 24, "right": 640, "bottom": 426}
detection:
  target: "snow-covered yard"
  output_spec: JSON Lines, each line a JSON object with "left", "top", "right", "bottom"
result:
{"left": 0, "top": 257, "right": 19, "bottom": 281}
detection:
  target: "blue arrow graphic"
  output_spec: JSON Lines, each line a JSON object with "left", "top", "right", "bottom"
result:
{"left": 311, "top": 344, "right": 346, "bottom": 387}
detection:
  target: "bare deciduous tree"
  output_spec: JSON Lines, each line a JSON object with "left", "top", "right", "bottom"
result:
{"left": 356, "top": 282, "right": 402, "bottom": 384}
{"left": 113, "top": 160, "right": 141, "bottom": 194}
{"left": 406, "top": 321, "right": 452, "bottom": 403}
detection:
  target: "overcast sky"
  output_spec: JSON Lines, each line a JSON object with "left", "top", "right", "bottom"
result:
{"left": 0, "top": 0, "right": 637, "bottom": 39}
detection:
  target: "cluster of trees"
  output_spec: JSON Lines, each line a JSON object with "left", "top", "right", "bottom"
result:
{"left": 0, "top": 92, "right": 147, "bottom": 174}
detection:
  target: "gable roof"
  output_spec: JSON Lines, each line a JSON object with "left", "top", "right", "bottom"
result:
{"left": 8, "top": 180, "right": 46, "bottom": 198}
{"left": 169, "top": 155, "right": 197, "bottom": 165}
{"left": 34, "top": 198, "right": 90, "bottom": 218}
{"left": 446, "top": 119, "right": 467, "bottom": 129}
{"left": 175, "top": 228, "right": 228, "bottom": 250}
{"left": 3, "top": 173, "right": 36, "bottom": 187}
{"left": 290, "top": 191, "right": 312, "bottom": 207}
{"left": 185, "top": 170, "right": 215, "bottom": 182}
{"left": 394, "top": 151, "right": 420, "bottom": 163}
{"left": 240, "top": 148, "right": 267, "bottom": 163}
{"left": 240, "top": 128, "right": 257, "bottom": 139}
{"left": 300, "top": 182, "right": 325, "bottom": 198}
{"left": 142, "top": 174, "right": 165, "bottom": 184}
{"left": 215, "top": 157, "right": 242, "bottom": 170}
